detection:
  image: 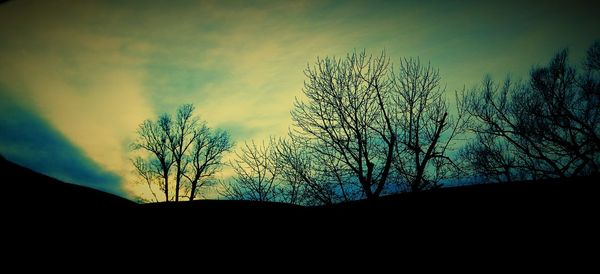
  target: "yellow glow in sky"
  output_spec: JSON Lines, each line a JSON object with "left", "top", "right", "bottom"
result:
{"left": 1, "top": 0, "right": 599, "bottom": 199}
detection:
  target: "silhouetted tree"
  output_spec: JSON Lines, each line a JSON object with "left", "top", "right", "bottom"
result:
{"left": 132, "top": 118, "right": 174, "bottom": 201}
{"left": 132, "top": 104, "right": 232, "bottom": 202}
{"left": 222, "top": 140, "right": 279, "bottom": 202}
{"left": 131, "top": 157, "right": 160, "bottom": 202}
{"left": 586, "top": 41, "right": 600, "bottom": 71}
{"left": 391, "top": 58, "right": 467, "bottom": 191}
{"left": 184, "top": 126, "right": 232, "bottom": 201}
{"left": 162, "top": 104, "right": 198, "bottom": 202}
{"left": 272, "top": 137, "right": 311, "bottom": 205}
{"left": 272, "top": 51, "right": 466, "bottom": 201}
{"left": 459, "top": 134, "right": 521, "bottom": 183}
{"left": 462, "top": 42, "right": 600, "bottom": 180}
{"left": 273, "top": 136, "right": 355, "bottom": 205}
{"left": 290, "top": 51, "right": 396, "bottom": 199}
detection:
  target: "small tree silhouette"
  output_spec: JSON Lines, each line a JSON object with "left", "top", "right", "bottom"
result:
{"left": 131, "top": 104, "right": 232, "bottom": 202}
{"left": 222, "top": 140, "right": 279, "bottom": 202}
{"left": 273, "top": 135, "right": 355, "bottom": 205}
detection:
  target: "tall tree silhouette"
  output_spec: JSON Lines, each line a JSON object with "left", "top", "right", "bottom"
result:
{"left": 285, "top": 51, "right": 464, "bottom": 199}
{"left": 391, "top": 58, "right": 467, "bottom": 191}
{"left": 162, "top": 104, "right": 198, "bottom": 202}
{"left": 290, "top": 51, "right": 396, "bottom": 199}
{"left": 462, "top": 42, "right": 600, "bottom": 180}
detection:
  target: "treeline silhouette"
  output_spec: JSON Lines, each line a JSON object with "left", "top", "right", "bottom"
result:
{"left": 132, "top": 42, "right": 599, "bottom": 205}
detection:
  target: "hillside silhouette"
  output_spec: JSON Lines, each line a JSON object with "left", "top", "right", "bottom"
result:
{"left": 3, "top": 155, "right": 597, "bottom": 226}
{"left": 142, "top": 175, "right": 599, "bottom": 224}
{"left": 1, "top": 155, "right": 135, "bottom": 210}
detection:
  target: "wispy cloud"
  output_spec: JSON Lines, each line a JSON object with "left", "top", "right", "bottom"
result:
{"left": 0, "top": 92, "right": 124, "bottom": 196}
{"left": 1, "top": 0, "right": 598, "bottom": 199}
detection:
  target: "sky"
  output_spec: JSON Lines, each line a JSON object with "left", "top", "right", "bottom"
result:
{"left": 1, "top": 0, "right": 599, "bottom": 200}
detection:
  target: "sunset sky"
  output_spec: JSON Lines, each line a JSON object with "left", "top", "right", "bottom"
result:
{"left": 1, "top": 0, "right": 599, "bottom": 200}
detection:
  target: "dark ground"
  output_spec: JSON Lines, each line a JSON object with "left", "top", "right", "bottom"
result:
{"left": 2, "top": 155, "right": 598, "bottom": 248}
{"left": 2, "top": 155, "right": 135, "bottom": 210}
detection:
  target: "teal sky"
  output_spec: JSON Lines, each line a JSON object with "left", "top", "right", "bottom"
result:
{"left": 1, "top": 0, "right": 599, "bottom": 199}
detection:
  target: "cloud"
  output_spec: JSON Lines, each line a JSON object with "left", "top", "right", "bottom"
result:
{"left": 0, "top": 91, "right": 124, "bottom": 197}
{"left": 1, "top": 0, "right": 599, "bottom": 200}
{"left": 0, "top": 0, "right": 156, "bottom": 198}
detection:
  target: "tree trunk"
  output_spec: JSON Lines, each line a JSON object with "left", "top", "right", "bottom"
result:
{"left": 164, "top": 172, "right": 169, "bottom": 202}
{"left": 374, "top": 135, "right": 396, "bottom": 197}
{"left": 189, "top": 181, "right": 197, "bottom": 201}
{"left": 175, "top": 167, "right": 181, "bottom": 202}
{"left": 504, "top": 166, "right": 512, "bottom": 182}
{"left": 363, "top": 178, "right": 374, "bottom": 199}
{"left": 412, "top": 168, "right": 424, "bottom": 192}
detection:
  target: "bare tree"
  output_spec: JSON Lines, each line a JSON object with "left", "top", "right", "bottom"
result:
{"left": 459, "top": 134, "right": 520, "bottom": 183}
{"left": 391, "top": 58, "right": 467, "bottom": 191}
{"left": 132, "top": 119, "right": 174, "bottom": 201}
{"left": 162, "top": 104, "right": 199, "bottom": 202}
{"left": 290, "top": 50, "right": 396, "bottom": 199}
{"left": 462, "top": 43, "right": 600, "bottom": 180}
{"left": 184, "top": 127, "right": 233, "bottom": 201}
{"left": 273, "top": 136, "right": 354, "bottom": 205}
{"left": 272, "top": 137, "right": 311, "bottom": 205}
{"left": 463, "top": 77, "right": 570, "bottom": 179}
{"left": 223, "top": 140, "right": 279, "bottom": 202}
{"left": 131, "top": 104, "right": 232, "bottom": 202}
{"left": 582, "top": 42, "right": 600, "bottom": 120}
{"left": 585, "top": 41, "right": 600, "bottom": 71}
{"left": 131, "top": 156, "right": 160, "bottom": 202}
